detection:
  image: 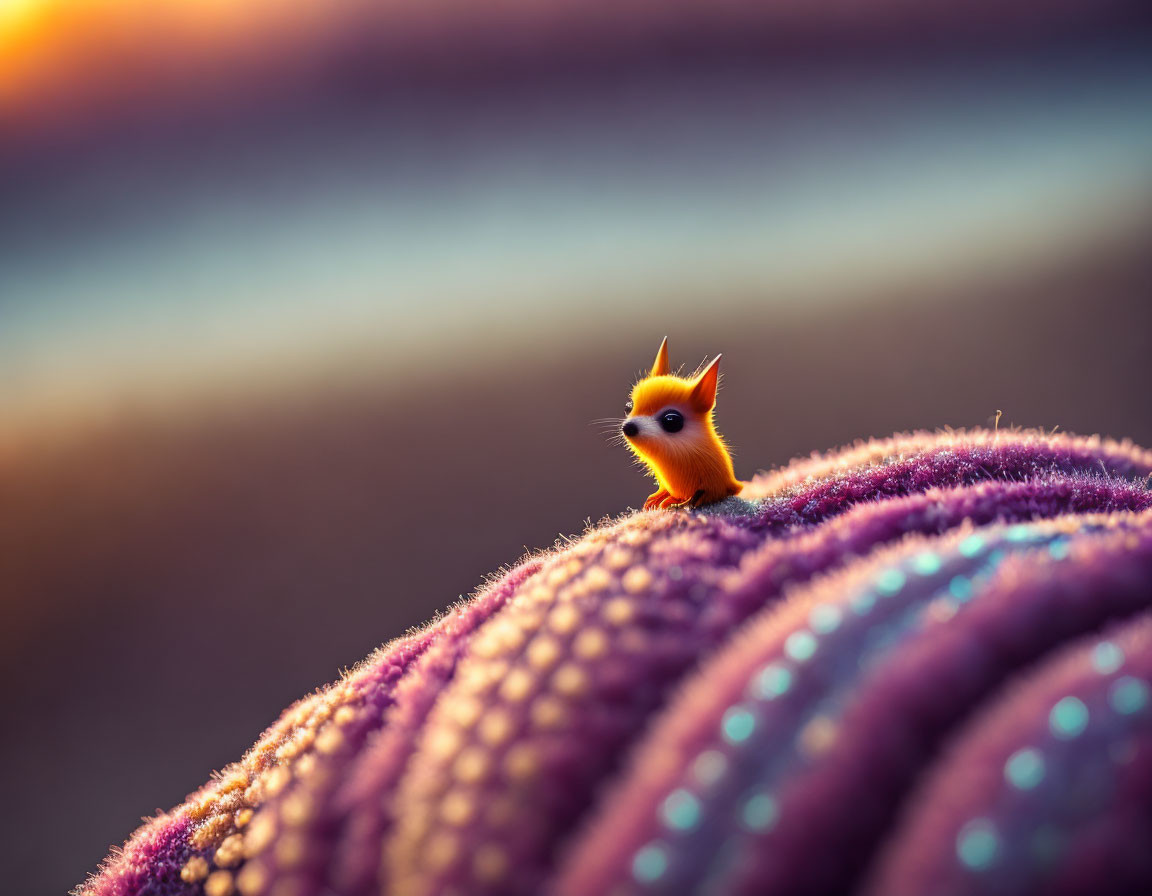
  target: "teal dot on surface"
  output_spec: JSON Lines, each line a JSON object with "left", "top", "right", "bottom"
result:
{"left": 661, "top": 788, "right": 701, "bottom": 831}
{"left": 912, "top": 552, "right": 942, "bottom": 576}
{"left": 959, "top": 534, "right": 985, "bottom": 558}
{"left": 957, "top": 818, "right": 1000, "bottom": 871}
{"left": 741, "top": 793, "right": 779, "bottom": 831}
{"left": 809, "top": 604, "right": 843, "bottom": 634}
{"left": 1110, "top": 676, "right": 1150, "bottom": 716}
{"left": 692, "top": 749, "right": 728, "bottom": 787}
{"left": 1006, "top": 525, "right": 1034, "bottom": 542}
{"left": 1048, "top": 539, "right": 1070, "bottom": 560}
{"left": 851, "top": 591, "right": 877, "bottom": 615}
{"left": 632, "top": 843, "right": 669, "bottom": 883}
{"left": 785, "top": 631, "right": 818, "bottom": 662}
{"left": 1050, "top": 697, "right": 1089, "bottom": 739}
{"left": 876, "top": 569, "right": 906, "bottom": 596}
{"left": 1092, "top": 641, "right": 1124, "bottom": 675}
{"left": 949, "top": 575, "right": 974, "bottom": 602}
{"left": 722, "top": 706, "right": 756, "bottom": 744}
{"left": 1004, "top": 747, "right": 1046, "bottom": 790}
{"left": 754, "top": 664, "right": 793, "bottom": 700}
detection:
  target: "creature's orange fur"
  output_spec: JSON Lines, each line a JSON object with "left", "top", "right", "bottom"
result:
{"left": 622, "top": 338, "right": 744, "bottom": 510}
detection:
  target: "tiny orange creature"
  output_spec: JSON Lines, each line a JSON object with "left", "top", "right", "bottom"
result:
{"left": 620, "top": 338, "right": 744, "bottom": 510}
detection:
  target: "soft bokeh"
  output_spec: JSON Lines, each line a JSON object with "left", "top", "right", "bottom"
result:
{"left": 2, "top": 3, "right": 1151, "bottom": 894}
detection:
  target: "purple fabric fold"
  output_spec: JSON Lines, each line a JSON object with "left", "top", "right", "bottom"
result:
{"left": 77, "top": 429, "right": 1152, "bottom": 896}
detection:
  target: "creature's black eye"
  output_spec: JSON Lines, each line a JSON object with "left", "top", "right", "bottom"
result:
{"left": 659, "top": 409, "right": 685, "bottom": 433}
{"left": 625, "top": 400, "right": 633, "bottom": 414}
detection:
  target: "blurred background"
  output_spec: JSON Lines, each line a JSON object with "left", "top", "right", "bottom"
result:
{"left": 2, "top": 3, "right": 1151, "bottom": 893}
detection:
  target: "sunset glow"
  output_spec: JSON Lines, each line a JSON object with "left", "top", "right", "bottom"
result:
{"left": 2, "top": 0, "right": 1139, "bottom": 116}
{"left": 0, "top": 0, "right": 325, "bottom": 112}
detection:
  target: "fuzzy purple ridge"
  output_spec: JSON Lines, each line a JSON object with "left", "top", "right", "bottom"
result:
{"left": 77, "top": 429, "right": 1152, "bottom": 896}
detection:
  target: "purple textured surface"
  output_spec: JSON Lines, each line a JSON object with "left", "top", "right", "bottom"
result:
{"left": 77, "top": 430, "right": 1152, "bottom": 896}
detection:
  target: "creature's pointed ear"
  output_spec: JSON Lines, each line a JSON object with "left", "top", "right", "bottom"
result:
{"left": 690, "top": 354, "right": 722, "bottom": 412}
{"left": 650, "top": 337, "right": 671, "bottom": 377}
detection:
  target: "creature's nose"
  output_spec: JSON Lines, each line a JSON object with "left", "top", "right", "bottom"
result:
{"left": 622, "top": 420, "right": 639, "bottom": 437}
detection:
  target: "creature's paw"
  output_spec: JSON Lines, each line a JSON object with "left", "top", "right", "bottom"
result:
{"left": 643, "top": 489, "right": 670, "bottom": 510}
{"left": 667, "top": 489, "right": 707, "bottom": 510}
